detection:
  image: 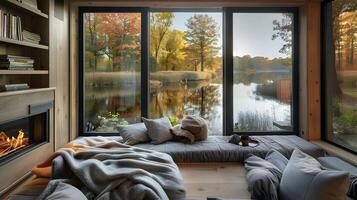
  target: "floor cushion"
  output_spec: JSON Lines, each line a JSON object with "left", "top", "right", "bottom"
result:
{"left": 318, "top": 156, "right": 357, "bottom": 199}
{"left": 279, "top": 149, "right": 349, "bottom": 200}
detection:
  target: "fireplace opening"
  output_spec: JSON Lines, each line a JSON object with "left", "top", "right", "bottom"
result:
{"left": 0, "top": 111, "right": 48, "bottom": 165}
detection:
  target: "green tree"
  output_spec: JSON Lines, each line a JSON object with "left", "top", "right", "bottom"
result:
{"left": 150, "top": 13, "right": 174, "bottom": 70}
{"left": 185, "top": 14, "right": 220, "bottom": 72}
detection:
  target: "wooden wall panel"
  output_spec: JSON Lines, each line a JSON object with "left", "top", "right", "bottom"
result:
{"left": 69, "top": 2, "right": 78, "bottom": 141}
{"left": 50, "top": 0, "right": 70, "bottom": 149}
{"left": 299, "top": 4, "right": 308, "bottom": 139}
{"left": 299, "top": 1, "right": 321, "bottom": 140}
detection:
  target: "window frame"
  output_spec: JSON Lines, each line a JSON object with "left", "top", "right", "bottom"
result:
{"left": 224, "top": 7, "right": 299, "bottom": 135}
{"left": 78, "top": 7, "right": 149, "bottom": 136}
{"left": 78, "top": 7, "right": 299, "bottom": 136}
{"left": 321, "top": 1, "right": 357, "bottom": 154}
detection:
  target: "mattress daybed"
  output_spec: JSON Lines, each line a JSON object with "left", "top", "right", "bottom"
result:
{"left": 73, "top": 135, "right": 324, "bottom": 163}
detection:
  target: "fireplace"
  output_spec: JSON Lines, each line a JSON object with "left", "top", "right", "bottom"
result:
{"left": 0, "top": 88, "right": 55, "bottom": 196}
{"left": 0, "top": 103, "right": 50, "bottom": 166}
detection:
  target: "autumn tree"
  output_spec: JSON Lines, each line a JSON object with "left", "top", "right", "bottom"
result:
{"left": 150, "top": 13, "right": 174, "bottom": 71}
{"left": 98, "top": 13, "right": 141, "bottom": 71}
{"left": 85, "top": 13, "right": 102, "bottom": 71}
{"left": 331, "top": 0, "right": 357, "bottom": 68}
{"left": 160, "top": 30, "right": 186, "bottom": 71}
{"left": 185, "top": 14, "right": 220, "bottom": 72}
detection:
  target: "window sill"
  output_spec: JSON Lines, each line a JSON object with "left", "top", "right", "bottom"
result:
{"left": 312, "top": 141, "right": 357, "bottom": 166}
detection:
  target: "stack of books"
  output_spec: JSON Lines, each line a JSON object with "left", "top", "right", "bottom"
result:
{"left": 0, "top": 10, "right": 23, "bottom": 40}
{"left": 0, "top": 55, "right": 34, "bottom": 70}
{"left": 22, "top": 30, "right": 40, "bottom": 44}
{"left": 0, "top": 83, "right": 29, "bottom": 92}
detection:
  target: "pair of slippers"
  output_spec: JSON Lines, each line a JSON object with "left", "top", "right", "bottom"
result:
{"left": 228, "top": 134, "right": 252, "bottom": 146}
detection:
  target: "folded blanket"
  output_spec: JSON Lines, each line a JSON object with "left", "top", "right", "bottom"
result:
{"left": 33, "top": 137, "right": 186, "bottom": 200}
{"left": 170, "top": 115, "right": 208, "bottom": 143}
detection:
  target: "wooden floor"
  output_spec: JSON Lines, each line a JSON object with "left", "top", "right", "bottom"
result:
{"left": 178, "top": 162, "right": 250, "bottom": 200}
{"left": 4, "top": 163, "right": 251, "bottom": 200}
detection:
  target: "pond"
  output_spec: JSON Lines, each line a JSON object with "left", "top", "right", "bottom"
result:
{"left": 84, "top": 72, "right": 292, "bottom": 135}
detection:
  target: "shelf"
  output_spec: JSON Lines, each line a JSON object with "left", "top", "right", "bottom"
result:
{"left": 0, "top": 37, "right": 48, "bottom": 50}
{"left": 0, "top": 70, "right": 48, "bottom": 75}
{"left": 3, "top": 0, "right": 48, "bottom": 19}
{"left": 0, "top": 87, "right": 55, "bottom": 97}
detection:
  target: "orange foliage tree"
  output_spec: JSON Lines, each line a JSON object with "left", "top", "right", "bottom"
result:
{"left": 97, "top": 13, "right": 141, "bottom": 72}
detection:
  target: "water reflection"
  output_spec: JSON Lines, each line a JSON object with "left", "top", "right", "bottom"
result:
{"left": 150, "top": 80, "right": 222, "bottom": 135}
{"left": 85, "top": 71, "right": 291, "bottom": 134}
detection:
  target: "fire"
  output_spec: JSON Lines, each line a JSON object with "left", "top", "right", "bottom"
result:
{"left": 0, "top": 130, "right": 29, "bottom": 158}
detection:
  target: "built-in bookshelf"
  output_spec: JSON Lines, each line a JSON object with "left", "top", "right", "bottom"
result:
{"left": 0, "top": 0, "right": 49, "bottom": 94}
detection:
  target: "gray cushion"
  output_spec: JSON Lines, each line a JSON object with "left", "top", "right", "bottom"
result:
{"left": 245, "top": 155, "right": 282, "bottom": 200}
{"left": 318, "top": 157, "right": 357, "bottom": 176}
{"left": 318, "top": 156, "right": 357, "bottom": 199}
{"left": 116, "top": 123, "right": 149, "bottom": 145}
{"left": 265, "top": 149, "right": 289, "bottom": 172}
{"left": 142, "top": 117, "right": 173, "bottom": 144}
{"left": 133, "top": 136, "right": 324, "bottom": 163}
{"left": 279, "top": 149, "right": 349, "bottom": 200}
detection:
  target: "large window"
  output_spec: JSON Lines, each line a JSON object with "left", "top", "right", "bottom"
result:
{"left": 79, "top": 7, "right": 298, "bottom": 136}
{"left": 79, "top": 8, "right": 146, "bottom": 134}
{"left": 149, "top": 11, "right": 223, "bottom": 135}
{"left": 323, "top": 0, "right": 357, "bottom": 153}
{"left": 225, "top": 8, "right": 298, "bottom": 135}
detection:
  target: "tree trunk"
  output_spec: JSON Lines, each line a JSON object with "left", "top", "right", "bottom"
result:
{"left": 200, "top": 88, "right": 205, "bottom": 116}
{"left": 200, "top": 46, "right": 204, "bottom": 72}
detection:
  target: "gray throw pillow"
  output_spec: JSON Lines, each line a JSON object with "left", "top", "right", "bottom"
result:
{"left": 279, "top": 149, "right": 349, "bottom": 200}
{"left": 116, "top": 123, "right": 149, "bottom": 145}
{"left": 318, "top": 156, "right": 357, "bottom": 199}
{"left": 245, "top": 155, "right": 282, "bottom": 200}
{"left": 142, "top": 117, "right": 173, "bottom": 144}
{"left": 265, "top": 149, "right": 289, "bottom": 172}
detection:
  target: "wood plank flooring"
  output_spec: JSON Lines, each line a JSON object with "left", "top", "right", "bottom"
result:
{"left": 178, "top": 162, "right": 251, "bottom": 200}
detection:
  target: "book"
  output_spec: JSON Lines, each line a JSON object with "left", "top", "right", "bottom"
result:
{"left": 0, "top": 55, "right": 35, "bottom": 70}
{"left": 0, "top": 10, "right": 23, "bottom": 40}
{"left": 0, "top": 65, "right": 34, "bottom": 70}
{"left": 7, "top": 67, "right": 34, "bottom": 70}
{"left": 22, "top": 30, "right": 40, "bottom": 44}
{"left": 0, "top": 55, "right": 31, "bottom": 59}
{"left": 0, "top": 84, "right": 29, "bottom": 92}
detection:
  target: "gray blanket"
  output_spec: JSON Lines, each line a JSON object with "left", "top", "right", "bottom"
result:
{"left": 36, "top": 137, "right": 186, "bottom": 200}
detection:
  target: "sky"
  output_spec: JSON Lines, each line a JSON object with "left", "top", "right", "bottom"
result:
{"left": 158, "top": 12, "right": 288, "bottom": 59}
{"left": 233, "top": 13, "right": 288, "bottom": 59}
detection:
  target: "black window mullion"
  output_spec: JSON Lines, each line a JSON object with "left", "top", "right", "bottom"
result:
{"left": 223, "top": 8, "right": 234, "bottom": 136}
{"left": 141, "top": 9, "right": 149, "bottom": 119}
